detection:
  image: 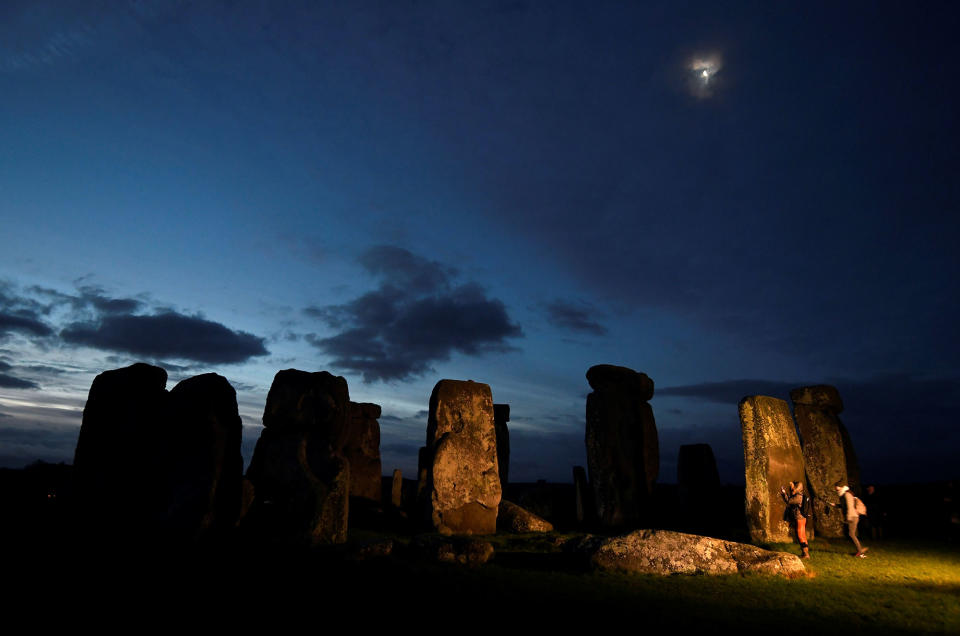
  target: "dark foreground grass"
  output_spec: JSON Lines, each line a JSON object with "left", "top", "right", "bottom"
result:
{"left": 9, "top": 533, "right": 959, "bottom": 633}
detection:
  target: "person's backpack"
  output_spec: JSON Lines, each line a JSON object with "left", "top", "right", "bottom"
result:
{"left": 853, "top": 495, "right": 867, "bottom": 516}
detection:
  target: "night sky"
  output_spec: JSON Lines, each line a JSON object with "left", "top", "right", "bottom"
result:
{"left": 2, "top": 1, "right": 958, "bottom": 485}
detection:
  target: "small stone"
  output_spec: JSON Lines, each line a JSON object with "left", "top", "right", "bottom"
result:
{"left": 498, "top": 500, "right": 554, "bottom": 533}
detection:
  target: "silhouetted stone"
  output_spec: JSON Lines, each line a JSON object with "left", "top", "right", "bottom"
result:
{"left": 791, "top": 385, "right": 848, "bottom": 537}
{"left": 417, "top": 445, "right": 429, "bottom": 501}
{"left": 345, "top": 401, "right": 382, "bottom": 502}
{"left": 573, "top": 465, "right": 593, "bottom": 525}
{"left": 73, "top": 363, "right": 169, "bottom": 530}
{"left": 411, "top": 534, "right": 495, "bottom": 566}
{"left": 739, "top": 396, "right": 806, "bottom": 543}
{"left": 391, "top": 469, "right": 403, "bottom": 508}
{"left": 677, "top": 443, "right": 721, "bottom": 530}
{"left": 245, "top": 369, "right": 352, "bottom": 544}
{"left": 261, "top": 369, "right": 350, "bottom": 451}
{"left": 423, "top": 379, "right": 501, "bottom": 535}
{"left": 498, "top": 500, "right": 553, "bottom": 533}
{"left": 585, "top": 364, "right": 659, "bottom": 528}
{"left": 584, "top": 529, "right": 806, "bottom": 577}
{"left": 494, "top": 403, "right": 510, "bottom": 487}
{"left": 74, "top": 364, "right": 244, "bottom": 541}
{"left": 165, "top": 373, "right": 243, "bottom": 538}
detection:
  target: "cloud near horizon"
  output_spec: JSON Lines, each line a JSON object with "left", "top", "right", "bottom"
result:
{"left": 305, "top": 245, "right": 523, "bottom": 382}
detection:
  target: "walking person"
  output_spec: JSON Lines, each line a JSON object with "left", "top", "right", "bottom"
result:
{"left": 831, "top": 482, "right": 868, "bottom": 557}
{"left": 780, "top": 481, "right": 810, "bottom": 558}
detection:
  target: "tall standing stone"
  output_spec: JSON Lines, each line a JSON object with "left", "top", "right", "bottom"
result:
{"left": 73, "top": 363, "right": 170, "bottom": 530}
{"left": 739, "top": 395, "right": 806, "bottom": 543}
{"left": 422, "top": 380, "right": 501, "bottom": 535}
{"left": 245, "top": 369, "right": 351, "bottom": 544}
{"left": 165, "top": 373, "right": 243, "bottom": 538}
{"left": 573, "top": 465, "right": 593, "bottom": 525}
{"left": 391, "top": 469, "right": 403, "bottom": 508}
{"left": 585, "top": 364, "right": 659, "bottom": 528}
{"left": 493, "top": 403, "right": 511, "bottom": 488}
{"left": 345, "top": 402, "right": 382, "bottom": 502}
{"left": 790, "top": 385, "right": 848, "bottom": 537}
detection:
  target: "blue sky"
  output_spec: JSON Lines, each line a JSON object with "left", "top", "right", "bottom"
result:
{"left": 2, "top": 1, "right": 958, "bottom": 484}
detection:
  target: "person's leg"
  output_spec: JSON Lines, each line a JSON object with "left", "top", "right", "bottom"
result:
{"left": 847, "top": 519, "right": 863, "bottom": 554}
{"left": 797, "top": 517, "right": 809, "bottom": 557}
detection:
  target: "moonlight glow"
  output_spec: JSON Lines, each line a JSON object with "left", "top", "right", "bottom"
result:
{"left": 688, "top": 54, "right": 722, "bottom": 98}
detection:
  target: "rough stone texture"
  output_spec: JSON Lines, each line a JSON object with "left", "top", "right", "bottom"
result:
{"left": 838, "top": 420, "right": 862, "bottom": 496}
{"left": 165, "top": 373, "right": 243, "bottom": 538}
{"left": 585, "top": 364, "right": 659, "bottom": 528}
{"left": 73, "top": 363, "right": 170, "bottom": 529}
{"left": 345, "top": 401, "right": 382, "bottom": 502}
{"left": 739, "top": 396, "right": 806, "bottom": 544}
{"left": 791, "top": 385, "right": 848, "bottom": 538}
{"left": 677, "top": 443, "right": 722, "bottom": 528}
{"left": 585, "top": 529, "right": 806, "bottom": 578}
{"left": 789, "top": 385, "right": 844, "bottom": 412}
{"left": 245, "top": 369, "right": 352, "bottom": 544}
{"left": 423, "top": 379, "right": 501, "bottom": 535}
{"left": 411, "top": 535, "right": 495, "bottom": 566}
{"left": 573, "top": 465, "right": 592, "bottom": 524}
{"left": 391, "top": 469, "right": 403, "bottom": 508}
{"left": 498, "top": 500, "right": 554, "bottom": 533}
{"left": 73, "top": 364, "right": 243, "bottom": 539}
{"left": 493, "top": 403, "right": 510, "bottom": 488}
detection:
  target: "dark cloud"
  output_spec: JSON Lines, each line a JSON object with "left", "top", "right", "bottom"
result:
{"left": 0, "top": 361, "right": 40, "bottom": 389}
{"left": 74, "top": 285, "right": 143, "bottom": 314}
{"left": 307, "top": 246, "right": 522, "bottom": 382}
{"left": 542, "top": 299, "right": 607, "bottom": 336}
{"left": 381, "top": 442, "right": 421, "bottom": 455}
{"left": 0, "top": 312, "right": 53, "bottom": 338}
{"left": 379, "top": 414, "right": 403, "bottom": 422}
{"left": 61, "top": 312, "right": 269, "bottom": 364}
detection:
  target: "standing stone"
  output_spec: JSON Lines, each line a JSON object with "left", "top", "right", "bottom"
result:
{"left": 585, "top": 364, "right": 659, "bottom": 528}
{"left": 73, "top": 363, "right": 170, "bottom": 531}
{"left": 345, "top": 402, "right": 382, "bottom": 502}
{"left": 573, "top": 465, "right": 593, "bottom": 525}
{"left": 677, "top": 443, "right": 721, "bottom": 528}
{"left": 165, "top": 373, "right": 243, "bottom": 538}
{"left": 416, "top": 446, "right": 430, "bottom": 501}
{"left": 739, "top": 396, "right": 806, "bottom": 543}
{"left": 791, "top": 385, "right": 849, "bottom": 537}
{"left": 493, "top": 403, "right": 511, "bottom": 488}
{"left": 391, "top": 469, "right": 403, "bottom": 508}
{"left": 245, "top": 370, "right": 351, "bottom": 544}
{"left": 423, "top": 380, "right": 501, "bottom": 535}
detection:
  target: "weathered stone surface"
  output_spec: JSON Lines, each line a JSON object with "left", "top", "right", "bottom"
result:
{"left": 391, "top": 469, "right": 403, "bottom": 508}
{"left": 789, "top": 385, "right": 843, "bottom": 412}
{"left": 73, "top": 363, "right": 170, "bottom": 528}
{"left": 74, "top": 364, "right": 243, "bottom": 539}
{"left": 261, "top": 369, "right": 350, "bottom": 450}
{"left": 498, "top": 500, "right": 554, "bottom": 533}
{"left": 584, "top": 529, "right": 806, "bottom": 578}
{"left": 245, "top": 369, "right": 352, "bottom": 544}
{"left": 423, "top": 379, "right": 501, "bottom": 535}
{"left": 165, "top": 373, "right": 243, "bottom": 538}
{"left": 411, "top": 535, "right": 495, "bottom": 566}
{"left": 585, "top": 364, "right": 659, "bottom": 528}
{"left": 838, "top": 419, "right": 862, "bottom": 495}
{"left": 493, "top": 403, "right": 510, "bottom": 487}
{"left": 740, "top": 396, "right": 806, "bottom": 543}
{"left": 345, "top": 401, "right": 382, "bottom": 502}
{"left": 791, "top": 386, "right": 849, "bottom": 538}
{"left": 573, "top": 465, "right": 592, "bottom": 524}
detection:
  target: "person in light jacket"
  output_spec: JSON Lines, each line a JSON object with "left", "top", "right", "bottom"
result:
{"left": 832, "top": 482, "right": 868, "bottom": 557}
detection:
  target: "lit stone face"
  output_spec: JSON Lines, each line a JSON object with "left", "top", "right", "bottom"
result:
{"left": 790, "top": 384, "right": 849, "bottom": 538}
{"left": 423, "top": 379, "right": 501, "bottom": 535}
{"left": 739, "top": 395, "right": 806, "bottom": 543}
